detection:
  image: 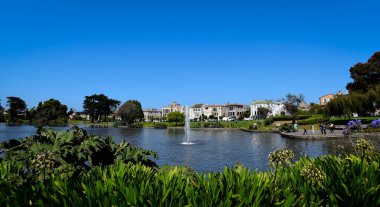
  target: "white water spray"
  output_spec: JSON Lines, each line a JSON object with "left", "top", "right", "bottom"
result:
{"left": 181, "top": 106, "right": 195, "bottom": 145}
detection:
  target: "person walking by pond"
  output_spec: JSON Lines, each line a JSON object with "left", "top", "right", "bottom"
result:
{"left": 320, "top": 123, "right": 324, "bottom": 134}
{"left": 311, "top": 124, "right": 315, "bottom": 134}
{"left": 303, "top": 124, "right": 308, "bottom": 135}
{"left": 330, "top": 123, "right": 335, "bottom": 134}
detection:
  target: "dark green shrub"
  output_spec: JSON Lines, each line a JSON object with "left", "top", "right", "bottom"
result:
{"left": 248, "top": 124, "right": 258, "bottom": 130}
{"left": 264, "top": 117, "right": 273, "bottom": 126}
{"left": 113, "top": 121, "right": 122, "bottom": 127}
{"left": 154, "top": 123, "right": 168, "bottom": 129}
{"left": 279, "top": 123, "right": 295, "bottom": 132}
{"left": 203, "top": 122, "right": 224, "bottom": 128}
{"left": 298, "top": 117, "right": 329, "bottom": 125}
{"left": 130, "top": 123, "right": 143, "bottom": 128}
{"left": 272, "top": 115, "right": 311, "bottom": 122}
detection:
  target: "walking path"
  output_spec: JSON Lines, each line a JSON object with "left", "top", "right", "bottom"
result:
{"left": 281, "top": 129, "right": 380, "bottom": 139}
{"left": 281, "top": 129, "right": 345, "bottom": 139}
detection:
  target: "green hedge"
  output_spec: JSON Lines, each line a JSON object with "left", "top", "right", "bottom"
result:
{"left": 297, "top": 116, "right": 380, "bottom": 126}
{"left": 272, "top": 115, "right": 312, "bottom": 121}
{"left": 329, "top": 117, "right": 379, "bottom": 125}
{"left": 153, "top": 123, "right": 168, "bottom": 129}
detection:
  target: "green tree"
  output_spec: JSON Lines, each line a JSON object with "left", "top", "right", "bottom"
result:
{"left": 346, "top": 51, "right": 380, "bottom": 93}
{"left": 117, "top": 100, "right": 144, "bottom": 127}
{"left": 200, "top": 114, "right": 207, "bottom": 121}
{"left": 6, "top": 96, "right": 27, "bottom": 123}
{"left": 257, "top": 107, "right": 271, "bottom": 119}
{"left": 32, "top": 99, "right": 69, "bottom": 126}
{"left": 239, "top": 109, "right": 251, "bottom": 120}
{"left": 0, "top": 99, "right": 4, "bottom": 122}
{"left": 283, "top": 93, "right": 304, "bottom": 117}
{"left": 326, "top": 85, "right": 380, "bottom": 117}
{"left": 167, "top": 111, "right": 184, "bottom": 126}
{"left": 309, "top": 103, "right": 323, "bottom": 115}
{"left": 83, "top": 94, "right": 120, "bottom": 122}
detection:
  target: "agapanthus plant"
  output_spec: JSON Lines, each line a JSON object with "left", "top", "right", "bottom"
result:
{"left": 371, "top": 118, "right": 380, "bottom": 128}
{"left": 343, "top": 119, "right": 362, "bottom": 135}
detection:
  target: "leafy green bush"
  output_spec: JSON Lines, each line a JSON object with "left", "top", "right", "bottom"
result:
{"left": 0, "top": 126, "right": 158, "bottom": 185}
{"left": 279, "top": 123, "right": 295, "bottom": 132}
{"left": 248, "top": 124, "right": 258, "bottom": 130}
{"left": 264, "top": 118, "right": 273, "bottom": 126}
{"left": 272, "top": 115, "right": 311, "bottom": 121}
{"left": 297, "top": 116, "right": 329, "bottom": 125}
{"left": 203, "top": 122, "right": 224, "bottom": 128}
{"left": 153, "top": 123, "right": 168, "bottom": 129}
{"left": 130, "top": 122, "right": 143, "bottom": 128}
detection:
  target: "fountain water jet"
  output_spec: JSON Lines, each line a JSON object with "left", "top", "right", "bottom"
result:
{"left": 181, "top": 106, "right": 195, "bottom": 145}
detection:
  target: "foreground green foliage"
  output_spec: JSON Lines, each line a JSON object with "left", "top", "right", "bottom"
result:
{"left": 0, "top": 126, "right": 158, "bottom": 184}
{"left": 0, "top": 128, "right": 380, "bottom": 206}
{"left": 1, "top": 153, "right": 379, "bottom": 206}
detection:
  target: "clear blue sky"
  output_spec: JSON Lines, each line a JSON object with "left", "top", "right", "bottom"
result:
{"left": 0, "top": 0, "right": 379, "bottom": 111}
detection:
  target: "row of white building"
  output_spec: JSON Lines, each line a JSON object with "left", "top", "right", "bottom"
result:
{"left": 143, "top": 100, "right": 288, "bottom": 121}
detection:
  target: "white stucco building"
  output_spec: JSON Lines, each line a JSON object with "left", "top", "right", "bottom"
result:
{"left": 162, "top": 101, "right": 184, "bottom": 117}
{"left": 225, "top": 103, "right": 250, "bottom": 118}
{"left": 143, "top": 108, "right": 162, "bottom": 121}
{"left": 189, "top": 104, "right": 204, "bottom": 120}
{"left": 189, "top": 103, "right": 249, "bottom": 121}
{"left": 250, "top": 100, "right": 285, "bottom": 118}
{"left": 202, "top": 104, "right": 228, "bottom": 119}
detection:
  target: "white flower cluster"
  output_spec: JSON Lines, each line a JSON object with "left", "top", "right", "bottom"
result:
{"left": 268, "top": 148, "right": 294, "bottom": 168}
{"left": 31, "top": 151, "right": 57, "bottom": 180}
{"left": 354, "top": 139, "right": 375, "bottom": 155}
{"left": 300, "top": 164, "right": 326, "bottom": 185}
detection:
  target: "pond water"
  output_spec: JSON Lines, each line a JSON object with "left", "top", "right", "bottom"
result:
{"left": 1, "top": 124, "right": 379, "bottom": 172}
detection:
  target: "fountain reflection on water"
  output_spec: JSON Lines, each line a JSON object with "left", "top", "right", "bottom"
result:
{"left": 181, "top": 106, "right": 195, "bottom": 145}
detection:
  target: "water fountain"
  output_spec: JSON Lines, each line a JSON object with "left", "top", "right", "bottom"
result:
{"left": 181, "top": 106, "right": 195, "bottom": 145}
